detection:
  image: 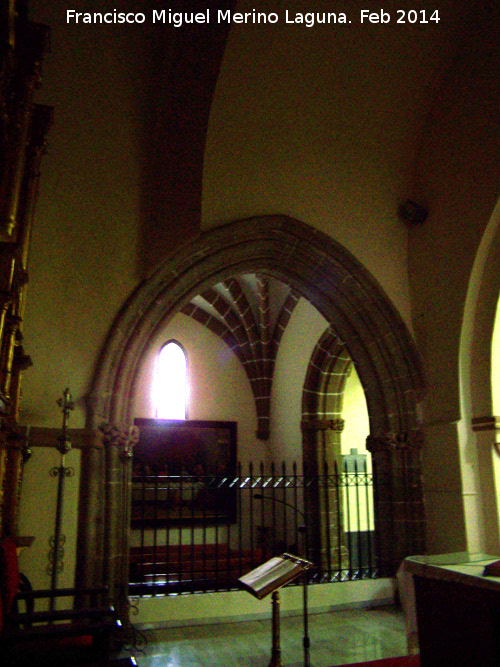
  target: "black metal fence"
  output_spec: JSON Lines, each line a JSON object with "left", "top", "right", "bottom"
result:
{"left": 128, "top": 461, "right": 380, "bottom": 597}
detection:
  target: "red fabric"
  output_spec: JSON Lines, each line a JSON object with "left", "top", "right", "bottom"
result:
{"left": 0, "top": 537, "right": 20, "bottom": 617}
{"left": 47, "top": 634, "right": 93, "bottom": 648}
{"left": 22, "top": 633, "right": 93, "bottom": 652}
{"left": 334, "top": 657, "right": 420, "bottom": 667}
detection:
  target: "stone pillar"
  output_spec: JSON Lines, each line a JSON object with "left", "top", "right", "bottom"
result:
{"left": 366, "top": 430, "right": 426, "bottom": 576}
{"left": 75, "top": 430, "right": 106, "bottom": 592}
{"left": 99, "top": 423, "right": 138, "bottom": 622}
{"left": 301, "top": 417, "right": 346, "bottom": 572}
{"left": 471, "top": 416, "right": 500, "bottom": 553}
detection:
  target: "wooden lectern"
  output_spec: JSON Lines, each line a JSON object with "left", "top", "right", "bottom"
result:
{"left": 238, "top": 553, "right": 312, "bottom": 667}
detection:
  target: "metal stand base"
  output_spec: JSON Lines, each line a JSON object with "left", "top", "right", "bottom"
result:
{"left": 268, "top": 590, "right": 285, "bottom": 667}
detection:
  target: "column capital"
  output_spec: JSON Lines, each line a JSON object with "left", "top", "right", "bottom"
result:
{"left": 301, "top": 418, "right": 345, "bottom": 432}
{"left": 366, "top": 429, "right": 424, "bottom": 452}
{"left": 98, "top": 422, "right": 139, "bottom": 461}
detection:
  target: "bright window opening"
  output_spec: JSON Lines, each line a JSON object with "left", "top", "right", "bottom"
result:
{"left": 154, "top": 340, "right": 188, "bottom": 420}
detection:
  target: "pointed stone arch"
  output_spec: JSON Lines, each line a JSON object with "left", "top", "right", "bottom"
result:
{"left": 301, "top": 326, "right": 354, "bottom": 571}
{"left": 302, "top": 325, "right": 351, "bottom": 436}
{"left": 461, "top": 198, "right": 500, "bottom": 552}
{"left": 88, "top": 215, "right": 426, "bottom": 435}
{"left": 80, "top": 214, "right": 427, "bottom": 596}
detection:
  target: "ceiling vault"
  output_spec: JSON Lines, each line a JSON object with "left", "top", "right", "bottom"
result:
{"left": 181, "top": 274, "right": 300, "bottom": 440}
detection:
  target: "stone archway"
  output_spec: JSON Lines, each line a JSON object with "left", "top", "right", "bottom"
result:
{"left": 301, "top": 326, "right": 353, "bottom": 572}
{"left": 79, "top": 214, "right": 427, "bottom": 596}
{"left": 89, "top": 215, "right": 426, "bottom": 431}
{"left": 461, "top": 198, "right": 500, "bottom": 553}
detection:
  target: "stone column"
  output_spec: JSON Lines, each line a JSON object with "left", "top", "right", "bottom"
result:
{"left": 98, "top": 423, "right": 138, "bottom": 622}
{"left": 301, "top": 417, "right": 346, "bottom": 573}
{"left": 471, "top": 416, "right": 500, "bottom": 553}
{"left": 366, "top": 430, "right": 426, "bottom": 576}
{"left": 75, "top": 429, "right": 106, "bottom": 592}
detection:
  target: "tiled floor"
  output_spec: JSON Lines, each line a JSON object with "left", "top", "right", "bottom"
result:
{"left": 122, "top": 605, "right": 409, "bottom": 666}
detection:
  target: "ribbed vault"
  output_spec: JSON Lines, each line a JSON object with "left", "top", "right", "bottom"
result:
{"left": 180, "top": 274, "right": 300, "bottom": 440}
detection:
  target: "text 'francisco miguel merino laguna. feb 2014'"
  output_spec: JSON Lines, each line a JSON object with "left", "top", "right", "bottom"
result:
{"left": 66, "top": 8, "right": 441, "bottom": 27}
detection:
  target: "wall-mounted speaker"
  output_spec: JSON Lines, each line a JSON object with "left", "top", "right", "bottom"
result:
{"left": 398, "top": 200, "right": 428, "bottom": 224}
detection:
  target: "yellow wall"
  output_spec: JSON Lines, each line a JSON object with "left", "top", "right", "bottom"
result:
{"left": 202, "top": 0, "right": 472, "bottom": 328}
{"left": 132, "top": 578, "right": 395, "bottom": 628}
{"left": 21, "top": 1, "right": 146, "bottom": 427}
{"left": 270, "top": 298, "right": 328, "bottom": 465}
{"left": 491, "top": 302, "right": 500, "bottom": 416}
{"left": 407, "top": 2, "right": 500, "bottom": 552}
{"left": 18, "top": 447, "right": 81, "bottom": 590}
{"left": 342, "top": 367, "right": 370, "bottom": 458}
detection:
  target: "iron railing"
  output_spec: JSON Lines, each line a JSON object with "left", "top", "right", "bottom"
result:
{"left": 128, "top": 460, "right": 380, "bottom": 596}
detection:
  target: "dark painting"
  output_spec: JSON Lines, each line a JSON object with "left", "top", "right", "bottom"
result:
{"left": 131, "top": 419, "right": 237, "bottom": 526}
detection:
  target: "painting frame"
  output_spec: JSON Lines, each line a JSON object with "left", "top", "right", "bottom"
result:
{"left": 131, "top": 418, "right": 237, "bottom": 527}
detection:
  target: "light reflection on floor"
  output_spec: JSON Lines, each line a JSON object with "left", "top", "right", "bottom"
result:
{"left": 120, "top": 605, "right": 409, "bottom": 667}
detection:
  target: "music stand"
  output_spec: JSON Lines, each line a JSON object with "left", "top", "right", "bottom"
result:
{"left": 238, "top": 553, "right": 312, "bottom": 667}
